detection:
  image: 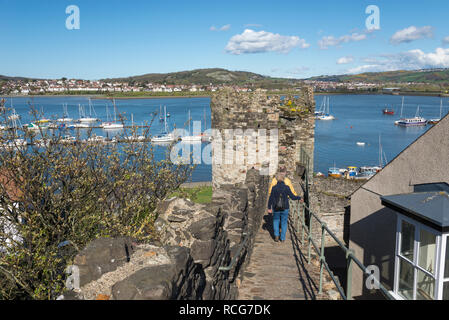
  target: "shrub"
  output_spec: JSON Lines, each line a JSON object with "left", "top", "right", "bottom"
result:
{"left": 0, "top": 100, "right": 194, "bottom": 299}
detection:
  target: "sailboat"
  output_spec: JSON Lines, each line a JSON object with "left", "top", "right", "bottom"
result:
{"left": 151, "top": 106, "right": 175, "bottom": 143}
{"left": 4, "top": 116, "right": 27, "bottom": 149}
{"left": 124, "top": 113, "right": 145, "bottom": 142}
{"left": 394, "top": 97, "right": 405, "bottom": 125}
{"left": 428, "top": 99, "right": 444, "bottom": 124}
{"left": 79, "top": 99, "right": 100, "bottom": 123}
{"left": 316, "top": 97, "right": 335, "bottom": 120}
{"left": 159, "top": 105, "right": 164, "bottom": 122}
{"left": 357, "top": 134, "right": 386, "bottom": 179}
{"left": 182, "top": 109, "right": 202, "bottom": 142}
{"left": 57, "top": 103, "right": 73, "bottom": 123}
{"left": 8, "top": 98, "right": 20, "bottom": 121}
{"left": 396, "top": 105, "right": 427, "bottom": 127}
{"left": 102, "top": 100, "right": 124, "bottom": 129}
{"left": 315, "top": 98, "right": 326, "bottom": 117}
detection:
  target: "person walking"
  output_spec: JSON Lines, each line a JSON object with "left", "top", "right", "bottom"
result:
{"left": 268, "top": 166, "right": 297, "bottom": 196}
{"left": 267, "top": 173, "right": 302, "bottom": 243}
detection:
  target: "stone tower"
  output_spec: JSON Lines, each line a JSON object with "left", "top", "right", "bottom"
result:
{"left": 210, "top": 87, "right": 315, "bottom": 190}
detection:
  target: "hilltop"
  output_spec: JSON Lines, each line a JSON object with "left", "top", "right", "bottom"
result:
{"left": 101, "top": 68, "right": 298, "bottom": 89}
{"left": 0, "top": 75, "right": 39, "bottom": 82}
{"left": 307, "top": 68, "right": 449, "bottom": 84}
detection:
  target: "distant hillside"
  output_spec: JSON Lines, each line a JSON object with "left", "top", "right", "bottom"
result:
{"left": 0, "top": 75, "right": 37, "bottom": 82}
{"left": 102, "top": 68, "right": 298, "bottom": 88}
{"left": 307, "top": 69, "right": 449, "bottom": 84}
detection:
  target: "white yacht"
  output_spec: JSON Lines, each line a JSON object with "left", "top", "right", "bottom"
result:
{"left": 78, "top": 99, "right": 100, "bottom": 123}
{"left": 151, "top": 106, "right": 175, "bottom": 143}
{"left": 102, "top": 100, "right": 124, "bottom": 129}
{"left": 57, "top": 103, "right": 73, "bottom": 123}
{"left": 396, "top": 106, "right": 427, "bottom": 127}
{"left": 181, "top": 109, "right": 202, "bottom": 142}
{"left": 316, "top": 97, "right": 335, "bottom": 120}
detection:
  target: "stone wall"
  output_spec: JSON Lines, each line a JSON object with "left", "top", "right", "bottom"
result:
{"left": 60, "top": 87, "right": 316, "bottom": 300}
{"left": 62, "top": 168, "right": 269, "bottom": 300}
{"left": 210, "top": 88, "right": 315, "bottom": 190}
{"left": 309, "top": 176, "right": 365, "bottom": 245}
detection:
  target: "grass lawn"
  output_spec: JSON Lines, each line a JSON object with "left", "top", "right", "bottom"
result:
{"left": 170, "top": 186, "right": 212, "bottom": 204}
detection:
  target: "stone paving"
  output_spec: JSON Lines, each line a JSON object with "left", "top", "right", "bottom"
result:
{"left": 237, "top": 212, "right": 334, "bottom": 300}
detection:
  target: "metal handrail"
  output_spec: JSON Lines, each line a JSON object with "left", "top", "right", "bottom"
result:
{"left": 290, "top": 200, "right": 394, "bottom": 300}
{"left": 219, "top": 232, "right": 250, "bottom": 271}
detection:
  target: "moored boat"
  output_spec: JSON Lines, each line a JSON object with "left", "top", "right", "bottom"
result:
{"left": 382, "top": 108, "right": 394, "bottom": 115}
{"left": 152, "top": 106, "right": 175, "bottom": 143}
{"left": 428, "top": 99, "right": 444, "bottom": 125}
{"left": 328, "top": 167, "right": 342, "bottom": 178}
{"left": 101, "top": 100, "right": 124, "bottom": 129}
{"left": 396, "top": 106, "right": 427, "bottom": 127}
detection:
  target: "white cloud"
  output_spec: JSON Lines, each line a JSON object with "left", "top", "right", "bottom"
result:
{"left": 443, "top": 36, "right": 449, "bottom": 46}
{"left": 347, "top": 64, "right": 380, "bottom": 74}
{"left": 390, "top": 26, "right": 434, "bottom": 45}
{"left": 220, "top": 24, "right": 231, "bottom": 31}
{"left": 337, "top": 56, "right": 354, "bottom": 64}
{"left": 347, "top": 47, "right": 449, "bottom": 74}
{"left": 318, "top": 32, "right": 367, "bottom": 49}
{"left": 244, "top": 23, "right": 263, "bottom": 28}
{"left": 225, "top": 29, "right": 310, "bottom": 55}
{"left": 210, "top": 24, "right": 231, "bottom": 32}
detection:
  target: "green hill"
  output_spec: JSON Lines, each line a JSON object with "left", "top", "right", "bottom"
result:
{"left": 102, "top": 68, "right": 298, "bottom": 88}
{"left": 307, "top": 69, "right": 449, "bottom": 84}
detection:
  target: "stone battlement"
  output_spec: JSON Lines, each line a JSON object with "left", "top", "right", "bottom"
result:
{"left": 211, "top": 88, "right": 315, "bottom": 190}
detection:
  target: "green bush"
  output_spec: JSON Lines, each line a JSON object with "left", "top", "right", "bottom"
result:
{"left": 0, "top": 102, "right": 194, "bottom": 299}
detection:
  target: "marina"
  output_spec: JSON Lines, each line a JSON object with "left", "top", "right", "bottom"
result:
{"left": 0, "top": 94, "right": 448, "bottom": 181}
{"left": 314, "top": 94, "right": 448, "bottom": 177}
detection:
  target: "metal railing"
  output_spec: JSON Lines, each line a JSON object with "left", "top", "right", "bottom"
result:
{"left": 294, "top": 145, "right": 393, "bottom": 300}
{"left": 290, "top": 197, "right": 394, "bottom": 300}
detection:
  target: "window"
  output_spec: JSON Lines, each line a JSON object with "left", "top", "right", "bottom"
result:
{"left": 395, "top": 217, "right": 439, "bottom": 300}
{"left": 400, "top": 220, "right": 415, "bottom": 261}
{"left": 445, "top": 238, "right": 449, "bottom": 279}
{"left": 419, "top": 229, "right": 436, "bottom": 273}
{"left": 442, "top": 235, "right": 449, "bottom": 300}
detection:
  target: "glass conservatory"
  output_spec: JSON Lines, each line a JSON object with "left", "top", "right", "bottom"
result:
{"left": 381, "top": 183, "right": 449, "bottom": 300}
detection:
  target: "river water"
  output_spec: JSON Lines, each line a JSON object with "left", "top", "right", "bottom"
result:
{"left": 2, "top": 94, "right": 447, "bottom": 181}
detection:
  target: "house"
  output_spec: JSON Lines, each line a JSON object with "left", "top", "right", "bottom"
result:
{"left": 349, "top": 112, "right": 449, "bottom": 299}
{"left": 0, "top": 170, "right": 23, "bottom": 252}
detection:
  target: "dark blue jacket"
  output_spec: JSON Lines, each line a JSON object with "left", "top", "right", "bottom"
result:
{"left": 268, "top": 181, "right": 301, "bottom": 211}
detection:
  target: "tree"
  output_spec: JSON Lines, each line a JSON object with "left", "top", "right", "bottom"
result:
{"left": 0, "top": 101, "right": 194, "bottom": 299}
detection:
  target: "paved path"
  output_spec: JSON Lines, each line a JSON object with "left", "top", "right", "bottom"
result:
{"left": 238, "top": 212, "right": 328, "bottom": 300}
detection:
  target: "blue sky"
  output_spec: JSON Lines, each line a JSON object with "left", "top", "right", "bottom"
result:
{"left": 1, "top": 0, "right": 449, "bottom": 80}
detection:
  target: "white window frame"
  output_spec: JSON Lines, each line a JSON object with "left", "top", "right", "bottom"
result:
{"left": 438, "top": 234, "right": 449, "bottom": 299}
{"left": 394, "top": 214, "right": 441, "bottom": 300}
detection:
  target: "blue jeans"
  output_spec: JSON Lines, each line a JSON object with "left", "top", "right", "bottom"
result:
{"left": 273, "top": 209, "right": 289, "bottom": 241}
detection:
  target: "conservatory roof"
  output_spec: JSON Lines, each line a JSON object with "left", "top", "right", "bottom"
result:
{"left": 381, "top": 190, "right": 449, "bottom": 232}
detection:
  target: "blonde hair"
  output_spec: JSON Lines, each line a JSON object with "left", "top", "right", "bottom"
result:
{"left": 275, "top": 172, "right": 285, "bottom": 181}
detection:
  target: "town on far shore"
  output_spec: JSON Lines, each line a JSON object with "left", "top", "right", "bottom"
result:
{"left": 1, "top": 67, "right": 449, "bottom": 96}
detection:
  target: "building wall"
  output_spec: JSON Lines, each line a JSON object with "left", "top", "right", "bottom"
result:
{"left": 349, "top": 114, "right": 449, "bottom": 298}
